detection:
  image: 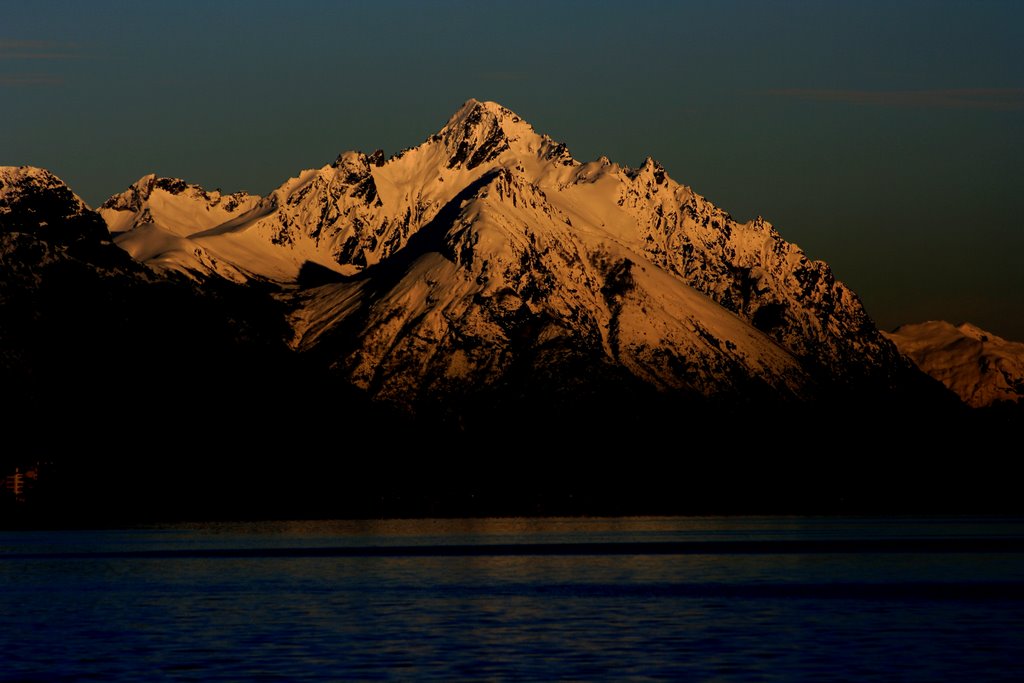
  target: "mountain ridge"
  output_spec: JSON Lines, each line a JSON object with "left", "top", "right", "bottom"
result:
{"left": 88, "top": 99, "right": 903, "bottom": 409}
{"left": 3, "top": 105, "right": 1019, "bottom": 519}
{"left": 884, "top": 320, "right": 1024, "bottom": 408}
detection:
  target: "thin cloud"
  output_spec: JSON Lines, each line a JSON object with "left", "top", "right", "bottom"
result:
{"left": 0, "top": 74, "right": 64, "bottom": 86}
{"left": 768, "top": 88, "right": 1024, "bottom": 111}
{"left": 0, "top": 39, "right": 82, "bottom": 60}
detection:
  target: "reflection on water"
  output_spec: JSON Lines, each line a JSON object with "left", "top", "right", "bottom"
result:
{"left": 1, "top": 516, "right": 1022, "bottom": 680}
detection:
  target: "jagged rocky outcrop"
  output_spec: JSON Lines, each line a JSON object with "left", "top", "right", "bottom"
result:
{"left": 0, "top": 166, "right": 109, "bottom": 245}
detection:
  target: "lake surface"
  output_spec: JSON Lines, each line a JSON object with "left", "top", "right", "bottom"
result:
{"left": 2, "top": 516, "right": 1023, "bottom": 680}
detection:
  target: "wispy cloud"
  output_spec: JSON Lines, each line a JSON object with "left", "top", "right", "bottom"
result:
{"left": 0, "top": 74, "right": 64, "bottom": 86}
{"left": 768, "top": 88, "right": 1024, "bottom": 111}
{"left": 0, "top": 39, "right": 82, "bottom": 87}
{"left": 0, "top": 39, "right": 82, "bottom": 60}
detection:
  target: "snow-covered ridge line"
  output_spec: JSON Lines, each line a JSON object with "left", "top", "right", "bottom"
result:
{"left": 9, "top": 99, "right": 903, "bottom": 404}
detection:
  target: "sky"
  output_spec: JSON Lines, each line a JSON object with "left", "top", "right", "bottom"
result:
{"left": 3, "top": 0, "right": 1022, "bottom": 338}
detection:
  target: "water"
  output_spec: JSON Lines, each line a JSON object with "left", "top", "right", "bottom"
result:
{"left": 2, "top": 517, "right": 1023, "bottom": 680}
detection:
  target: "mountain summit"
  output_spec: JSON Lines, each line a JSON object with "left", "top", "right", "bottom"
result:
{"left": 7, "top": 102, "right": 1012, "bottom": 517}
{"left": 94, "top": 99, "right": 904, "bottom": 415}
{"left": 0, "top": 99, "right": 924, "bottom": 437}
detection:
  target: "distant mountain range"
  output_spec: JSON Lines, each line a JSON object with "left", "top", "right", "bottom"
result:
{"left": 1, "top": 100, "right": 1019, "bottom": 518}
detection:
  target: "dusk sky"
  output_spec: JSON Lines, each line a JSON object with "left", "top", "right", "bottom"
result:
{"left": 4, "top": 0, "right": 1022, "bottom": 338}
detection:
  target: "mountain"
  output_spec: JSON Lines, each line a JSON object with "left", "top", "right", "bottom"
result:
{"left": 99, "top": 174, "right": 279, "bottom": 282}
{"left": 1, "top": 166, "right": 109, "bottom": 245}
{"left": 0, "top": 166, "right": 391, "bottom": 462}
{"left": 1, "top": 108, "right": 1018, "bottom": 517}
{"left": 884, "top": 321, "right": 1024, "bottom": 408}
{"left": 100, "top": 100, "right": 904, "bottom": 416}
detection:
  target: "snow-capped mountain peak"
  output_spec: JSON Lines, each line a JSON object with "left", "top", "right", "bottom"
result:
{"left": 96, "top": 174, "right": 271, "bottom": 281}
{"left": 99, "top": 174, "right": 261, "bottom": 235}
{"left": 93, "top": 100, "right": 902, "bottom": 402}
{"left": 884, "top": 320, "right": 1024, "bottom": 407}
{"left": 434, "top": 98, "right": 550, "bottom": 170}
